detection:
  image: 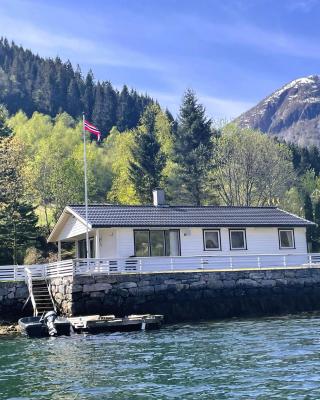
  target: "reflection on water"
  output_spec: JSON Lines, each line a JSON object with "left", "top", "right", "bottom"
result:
{"left": 1, "top": 314, "right": 320, "bottom": 399}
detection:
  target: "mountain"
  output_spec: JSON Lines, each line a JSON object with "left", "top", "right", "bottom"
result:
{"left": 235, "top": 75, "right": 320, "bottom": 148}
{"left": 0, "top": 38, "right": 154, "bottom": 135}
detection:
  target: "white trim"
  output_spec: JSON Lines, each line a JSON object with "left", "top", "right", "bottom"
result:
{"left": 279, "top": 229, "right": 295, "bottom": 249}
{"left": 229, "top": 229, "right": 247, "bottom": 250}
{"left": 47, "top": 206, "right": 93, "bottom": 242}
{"left": 203, "top": 229, "right": 221, "bottom": 251}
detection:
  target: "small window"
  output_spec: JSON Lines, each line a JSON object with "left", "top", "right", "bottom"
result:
{"left": 279, "top": 229, "right": 295, "bottom": 249}
{"left": 229, "top": 229, "right": 246, "bottom": 250}
{"left": 203, "top": 230, "right": 221, "bottom": 251}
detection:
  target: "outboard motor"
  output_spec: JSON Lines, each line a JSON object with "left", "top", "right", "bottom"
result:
{"left": 44, "top": 311, "right": 58, "bottom": 336}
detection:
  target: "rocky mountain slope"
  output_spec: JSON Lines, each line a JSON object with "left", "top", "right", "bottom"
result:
{"left": 235, "top": 75, "right": 320, "bottom": 147}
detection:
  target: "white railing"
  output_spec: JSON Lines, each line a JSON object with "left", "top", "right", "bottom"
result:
{"left": 1, "top": 253, "right": 320, "bottom": 281}
{"left": 73, "top": 253, "right": 320, "bottom": 275}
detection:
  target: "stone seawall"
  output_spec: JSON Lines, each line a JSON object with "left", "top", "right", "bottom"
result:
{"left": 0, "top": 282, "right": 31, "bottom": 319}
{"left": 49, "top": 268, "right": 320, "bottom": 322}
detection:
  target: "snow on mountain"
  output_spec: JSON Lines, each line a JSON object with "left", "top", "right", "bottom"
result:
{"left": 235, "top": 75, "right": 320, "bottom": 148}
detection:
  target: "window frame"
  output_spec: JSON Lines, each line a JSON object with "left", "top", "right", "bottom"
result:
{"left": 133, "top": 229, "right": 181, "bottom": 257}
{"left": 229, "top": 229, "right": 247, "bottom": 250}
{"left": 203, "top": 229, "right": 222, "bottom": 251}
{"left": 133, "top": 229, "right": 150, "bottom": 257}
{"left": 278, "top": 228, "right": 295, "bottom": 249}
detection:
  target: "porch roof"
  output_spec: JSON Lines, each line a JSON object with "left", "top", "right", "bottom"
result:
{"left": 67, "top": 204, "right": 313, "bottom": 228}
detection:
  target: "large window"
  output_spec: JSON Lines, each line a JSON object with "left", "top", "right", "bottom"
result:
{"left": 279, "top": 229, "right": 295, "bottom": 249}
{"left": 229, "top": 229, "right": 247, "bottom": 250}
{"left": 203, "top": 230, "right": 221, "bottom": 251}
{"left": 134, "top": 230, "right": 180, "bottom": 256}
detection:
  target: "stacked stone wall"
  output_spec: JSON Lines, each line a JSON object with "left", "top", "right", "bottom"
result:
{"left": 48, "top": 268, "right": 320, "bottom": 322}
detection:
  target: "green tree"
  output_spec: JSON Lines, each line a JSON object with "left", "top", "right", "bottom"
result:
{"left": 0, "top": 108, "right": 38, "bottom": 264}
{"left": 170, "top": 89, "right": 213, "bottom": 205}
{"left": 129, "top": 104, "right": 165, "bottom": 203}
{"left": 314, "top": 199, "right": 320, "bottom": 250}
{"left": 304, "top": 193, "right": 314, "bottom": 245}
{"left": 213, "top": 125, "right": 295, "bottom": 206}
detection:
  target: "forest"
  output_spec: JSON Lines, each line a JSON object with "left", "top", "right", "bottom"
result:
{"left": 1, "top": 39, "right": 320, "bottom": 265}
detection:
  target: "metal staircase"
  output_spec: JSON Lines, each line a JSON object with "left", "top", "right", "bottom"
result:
{"left": 25, "top": 268, "right": 56, "bottom": 316}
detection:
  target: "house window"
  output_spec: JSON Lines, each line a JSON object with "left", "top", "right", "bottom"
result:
{"left": 78, "top": 238, "right": 95, "bottom": 258}
{"left": 279, "top": 229, "right": 295, "bottom": 249}
{"left": 203, "top": 230, "right": 221, "bottom": 251}
{"left": 229, "top": 229, "right": 247, "bottom": 250}
{"left": 134, "top": 230, "right": 180, "bottom": 256}
{"left": 134, "top": 230, "right": 150, "bottom": 257}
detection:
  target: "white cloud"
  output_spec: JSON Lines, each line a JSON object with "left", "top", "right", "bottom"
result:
{"left": 0, "top": 13, "right": 166, "bottom": 71}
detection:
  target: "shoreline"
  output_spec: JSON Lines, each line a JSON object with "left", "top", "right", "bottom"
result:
{"left": 0, "top": 321, "right": 20, "bottom": 335}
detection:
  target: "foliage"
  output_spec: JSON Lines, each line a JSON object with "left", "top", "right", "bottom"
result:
{"left": 213, "top": 125, "right": 295, "bottom": 206}
{"left": 304, "top": 194, "right": 314, "bottom": 243}
{"left": 168, "top": 89, "right": 214, "bottom": 205}
{"left": 8, "top": 111, "right": 112, "bottom": 229}
{"left": 0, "top": 109, "right": 38, "bottom": 264}
{"left": 129, "top": 104, "right": 166, "bottom": 203}
{"left": 0, "top": 38, "right": 154, "bottom": 135}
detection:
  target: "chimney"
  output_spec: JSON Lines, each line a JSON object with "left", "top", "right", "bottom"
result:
{"left": 153, "top": 188, "right": 166, "bottom": 206}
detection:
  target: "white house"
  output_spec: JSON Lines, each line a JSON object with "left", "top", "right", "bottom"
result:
{"left": 48, "top": 190, "right": 314, "bottom": 270}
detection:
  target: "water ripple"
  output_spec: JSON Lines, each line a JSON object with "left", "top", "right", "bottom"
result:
{"left": 1, "top": 314, "right": 320, "bottom": 399}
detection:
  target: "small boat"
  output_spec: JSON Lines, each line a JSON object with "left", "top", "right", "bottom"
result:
{"left": 69, "top": 314, "right": 164, "bottom": 334}
{"left": 18, "top": 311, "right": 71, "bottom": 338}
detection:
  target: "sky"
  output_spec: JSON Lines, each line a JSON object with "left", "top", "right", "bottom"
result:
{"left": 1, "top": 0, "right": 320, "bottom": 120}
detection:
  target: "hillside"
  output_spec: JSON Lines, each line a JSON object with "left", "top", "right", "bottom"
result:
{"left": 235, "top": 75, "right": 320, "bottom": 148}
{"left": 0, "top": 38, "right": 154, "bottom": 135}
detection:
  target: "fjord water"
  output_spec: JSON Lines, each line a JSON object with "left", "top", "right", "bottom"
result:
{"left": 1, "top": 315, "right": 320, "bottom": 399}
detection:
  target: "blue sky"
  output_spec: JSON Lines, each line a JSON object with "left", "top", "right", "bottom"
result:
{"left": 1, "top": 0, "right": 320, "bottom": 120}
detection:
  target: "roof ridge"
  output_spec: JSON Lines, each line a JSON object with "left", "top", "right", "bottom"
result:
{"left": 69, "top": 204, "right": 278, "bottom": 209}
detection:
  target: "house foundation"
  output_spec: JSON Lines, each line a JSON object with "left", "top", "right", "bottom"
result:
{"left": 48, "top": 268, "right": 320, "bottom": 322}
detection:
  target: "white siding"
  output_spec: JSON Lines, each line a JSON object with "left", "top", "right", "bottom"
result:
{"left": 100, "top": 226, "right": 307, "bottom": 258}
{"left": 180, "top": 227, "right": 307, "bottom": 256}
{"left": 99, "top": 229, "right": 117, "bottom": 258}
{"left": 116, "top": 228, "right": 135, "bottom": 257}
{"left": 57, "top": 215, "right": 87, "bottom": 241}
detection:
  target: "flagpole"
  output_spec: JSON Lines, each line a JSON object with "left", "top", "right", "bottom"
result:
{"left": 82, "top": 113, "right": 90, "bottom": 260}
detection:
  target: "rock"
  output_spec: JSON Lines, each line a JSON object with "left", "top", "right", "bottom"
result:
{"left": 118, "top": 282, "right": 137, "bottom": 290}
{"left": 83, "top": 283, "right": 112, "bottom": 292}
{"left": 90, "top": 292, "right": 105, "bottom": 298}
{"left": 236, "top": 279, "right": 259, "bottom": 287}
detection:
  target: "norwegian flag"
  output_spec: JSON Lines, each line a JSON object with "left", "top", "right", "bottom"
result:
{"left": 84, "top": 120, "right": 101, "bottom": 141}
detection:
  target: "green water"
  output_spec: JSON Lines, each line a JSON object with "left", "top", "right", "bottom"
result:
{"left": 1, "top": 315, "right": 320, "bottom": 399}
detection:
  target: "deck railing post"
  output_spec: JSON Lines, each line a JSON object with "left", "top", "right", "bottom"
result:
{"left": 229, "top": 257, "right": 233, "bottom": 270}
{"left": 200, "top": 257, "right": 204, "bottom": 270}
{"left": 170, "top": 258, "right": 174, "bottom": 271}
{"left": 13, "top": 266, "right": 17, "bottom": 282}
{"left": 257, "top": 256, "right": 261, "bottom": 269}
{"left": 139, "top": 259, "right": 142, "bottom": 274}
{"left": 309, "top": 254, "right": 312, "bottom": 268}
{"left": 283, "top": 256, "right": 287, "bottom": 268}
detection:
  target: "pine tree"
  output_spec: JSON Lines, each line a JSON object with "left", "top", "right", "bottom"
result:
{"left": 304, "top": 193, "right": 314, "bottom": 245}
{"left": 83, "top": 70, "right": 95, "bottom": 121}
{"left": 0, "top": 203, "right": 38, "bottom": 264}
{"left": 313, "top": 199, "right": 320, "bottom": 251}
{"left": 129, "top": 104, "right": 165, "bottom": 203}
{"left": 172, "top": 89, "right": 213, "bottom": 205}
{"left": 117, "top": 85, "right": 135, "bottom": 131}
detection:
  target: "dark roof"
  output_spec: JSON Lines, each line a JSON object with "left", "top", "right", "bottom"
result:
{"left": 68, "top": 204, "right": 313, "bottom": 228}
